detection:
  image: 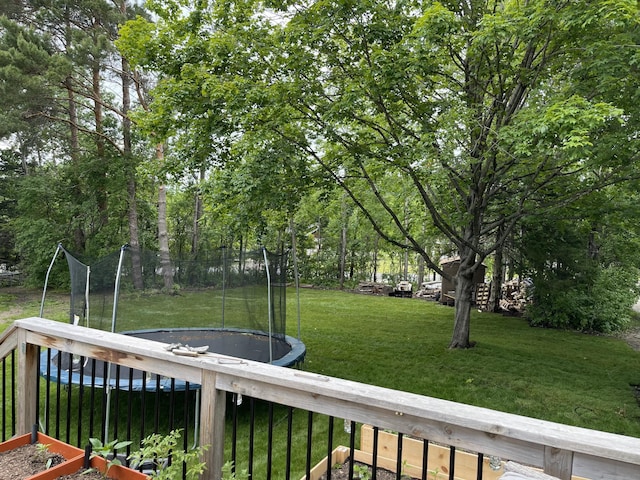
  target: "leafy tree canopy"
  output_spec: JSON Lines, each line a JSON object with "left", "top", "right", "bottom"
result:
{"left": 118, "top": 0, "right": 640, "bottom": 347}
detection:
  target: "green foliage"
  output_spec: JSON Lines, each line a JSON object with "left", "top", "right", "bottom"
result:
{"left": 116, "top": 0, "right": 640, "bottom": 349}
{"left": 0, "top": 150, "right": 20, "bottom": 268}
{"left": 528, "top": 265, "right": 640, "bottom": 333}
{"left": 521, "top": 189, "right": 640, "bottom": 333}
{"left": 127, "top": 429, "right": 207, "bottom": 480}
{"left": 353, "top": 464, "right": 371, "bottom": 480}
{"left": 88, "top": 438, "right": 133, "bottom": 477}
{"left": 34, "top": 442, "right": 56, "bottom": 469}
{"left": 221, "top": 460, "right": 248, "bottom": 480}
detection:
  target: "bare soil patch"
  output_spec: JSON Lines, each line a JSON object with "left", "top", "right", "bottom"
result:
{"left": 0, "top": 443, "right": 64, "bottom": 480}
{"left": 0, "top": 442, "right": 115, "bottom": 480}
{"left": 319, "top": 460, "right": 416, "bottom": 480}
{"left": 57, "top": 469, "right": 105, "bottom": 480}
{"left": 620, "top": 326, "right": 640, "bottom": 351}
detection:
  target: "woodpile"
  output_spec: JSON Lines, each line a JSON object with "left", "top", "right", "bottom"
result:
{"left": 499, "top": 278, "right": 532, "bottom": 313}
{"left": 357, "top": 282, "right": 393, "bottom": 296}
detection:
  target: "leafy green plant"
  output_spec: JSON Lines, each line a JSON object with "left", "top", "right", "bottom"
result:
{"left": 88, "top": 438, "right": 133, "bottom": 477}
{"left": 34, "top": 442, "right": 55, "bottom": 469}
{"left": 353, "top": 464, "right": 370, "bottom": 480}
{"left": 221, "top": 460, "right": 248, "bottom": 480}
{"left": 127, "top": 429, "right": 207, "bottom": 480}
{"left": 400, "top": 459, "right": 412, "bottom": 479}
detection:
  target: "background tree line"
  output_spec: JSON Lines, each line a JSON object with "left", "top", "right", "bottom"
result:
{"left": 1, "top": 0, "right": 640, "bottom": 346}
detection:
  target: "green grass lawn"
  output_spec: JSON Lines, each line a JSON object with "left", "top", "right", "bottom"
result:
{"left": 2, "top": 286, "right": 640, "bottom": 439}
{"left": 295, "top": 288, "right": 640, "bottom": 437}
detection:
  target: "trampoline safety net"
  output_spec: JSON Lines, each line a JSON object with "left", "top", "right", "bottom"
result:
{"left": 42, "top": 245, "right": 289, "bottom": 340}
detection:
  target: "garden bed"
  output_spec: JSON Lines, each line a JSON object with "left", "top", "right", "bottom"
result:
{"left": 0, "top": 432, "right": 147, "bottom": 480}
{"left": 0, "top": 432, "right": 84, "bottom": 480}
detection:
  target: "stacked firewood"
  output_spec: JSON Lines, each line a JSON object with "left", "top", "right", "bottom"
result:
{"left": 499, "top": 278, "right": 532, "bottom": 312}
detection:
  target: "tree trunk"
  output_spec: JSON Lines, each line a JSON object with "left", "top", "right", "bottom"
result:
{"left": 339, "top": 195, "right": 347, "bottom": 289}
{"left": 191, "top": 168, "right": 205, "bottom": 257}
{"left": 121, "top": 53, "right": 144, "bottom": 290}
{"left": 339, "top": 224, "right": 347, "bottom": 288}
{"left": 417, "top": 253, "right": 425, "bottom": 287}
{"left": 92, "top": 57, "right": 108, "bottom": 228}
{"left": 127, "top": 177, "right": 144, "bottom": 290}
{"left": 488, "top": 242, "right": 504, "bottom": 313}
{"left": 65, "top": 76, "right": 84, "bottom": 252}
{"left": 449, "top": 246, "right": 477, "bottom": 349}
{"left": 156, "top": 144, "right": 173, "bottom": 291}
{"left": 403, "top": 249, "right": 409, "bottom": 280}
{"left": 64, "top": 4, "right": 83, "bottom": 251}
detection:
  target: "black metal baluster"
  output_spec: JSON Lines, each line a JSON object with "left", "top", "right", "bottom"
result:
{"left": 326, "top": 416, "right": 334, "bottom": 480}
{"left": 266, "top": 402, "right": 274, "bottom": 479}
{"left": 348, "top": 421, "right": 356, "bottom": 480}
{"left": 113, "top": 364, "right": 121, "bottom": 441}
{"left": 88, "top": 358, "right": 97, "bottom": 439}
{"left": 285, "top": 406, "right": 293, "bottom": 480}
{"left": 165, "top": 378, "right": 174, "bottom": 469}
{"left": 372, "top": 426, "right": 380, "bottom": 480}
{"left": 2, "top": 355, "right": 6, "bottom": 441}
{"left": 35, "top": 347, "right": 40, "bottom": 439}
{"left": 305, "top": 411, "right": 313, "bottom": 480}
{"left": 449, "top": 446, "right": 456, "bottom": 480}
{"left": 65, "top": 354, "right": 73, "bottom": 444}
{"left": 126, "top": 367, "right": 134, "bottom": 464}
{"left": 11, "top": 350, "right": 16, "bottom": 437}
{"left": 55, "top": 351, "right": 62, "bottom": 439}
{"left": 1, "top": 355, "right": 6, "bottom": 441}
{"left": 153, "top": 375, "right": 161, "bottom": 433}
{"left": 169, "top": 378, "right": 176, "bottom": 431}
{"left": 140, "top": 371, "right": 147, "bottom": 442}
{"left": 396, "top": 432, "right": 403, "bottom": 480}
{"left": 77, "top": 355, "right": 85, "bottom": 447}
{"left": 100, "top": 360, "right": 108, "bottom": 443}
{"left": 183, "top": 383, "right": 191, "bottom": 480}
{"left": 248, "top": 397, "right": 256, "bottom": 480}
{"left": 421, "top": 440, "right": 429, "bottom": 480}
{"left": 45, "top": 349, "right": 51, "bottom": 434}
{"left": 231, "top": 393, "right": 238, "bottom": 473}
{"left": 477, "top": 452, "right": 484, "bottom": 480}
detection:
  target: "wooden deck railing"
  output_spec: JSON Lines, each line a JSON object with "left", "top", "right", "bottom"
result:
{"left": 2, "top": 316, "right": 640, "bottom": 480}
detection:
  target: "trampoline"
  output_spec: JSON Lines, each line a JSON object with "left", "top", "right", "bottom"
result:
{"left": 39, "top": 245, "right": 307, "bottom": 392}
{"left": 40, "top": 327, "right": 306, "bottom": 392}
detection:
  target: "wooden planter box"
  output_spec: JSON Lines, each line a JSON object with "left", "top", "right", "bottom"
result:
{"left": 300, "top": 443, "right": 437, "bottom": 480}
{"left": 359, "top": 424, "right": 504, "bottom": 480}
{"left": 0, "top": 432, "right": 84, "bottom": 480}
{"left": 62, "top": 454, "right": 150, "bottom": 480}
{"left": 301, "top": 445, "right": 352, "bottom": 480}
{"left": 0, "top": 432, "right": 148, "bottom": 480}
{"left": 359, "top": 425, "right": 588, "bottom": 480}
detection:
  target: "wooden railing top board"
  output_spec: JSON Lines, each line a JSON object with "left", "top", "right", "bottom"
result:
{"left": 10, "top": 317, "right": 640, "bottom": 475}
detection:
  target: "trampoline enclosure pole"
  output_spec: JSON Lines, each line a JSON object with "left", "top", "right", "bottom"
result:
{"left": 221, "top": 246, "right": 226, "bottom": 328}
{"left": 263, "top": 247, "right": 273, "bottom": 364}
{"left": 40, "top": 244, "right": 62, "bottom": 318}
{"left": 290, "top": 218, "right": 302, "bottom": 341}
{"left": 104, "top": 246, "right": 127, "bottom": 441}
{"left": 84, "top": 265, "right": 90, "bottom": 327}
{"left": 110, "top": 245, "right": 127, "bottom": 333}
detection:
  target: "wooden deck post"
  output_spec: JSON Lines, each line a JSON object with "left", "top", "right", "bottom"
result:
{"left": 544, "top": 446, "right": 573, "bottom": 480}
{"left": 200, "top": 370, "right": 226, "bottom": 480}
{"left": 16, "top": 329, "right": 38, "bottom": 435}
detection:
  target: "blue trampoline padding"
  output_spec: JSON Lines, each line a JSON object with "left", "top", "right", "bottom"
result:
{"left": 39, "top": 328, "right": 306, "bottom": 392}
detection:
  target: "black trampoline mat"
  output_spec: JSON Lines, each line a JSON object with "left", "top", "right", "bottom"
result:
{"left": 126, "top": 328, "right": 292, "bottom": 362}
